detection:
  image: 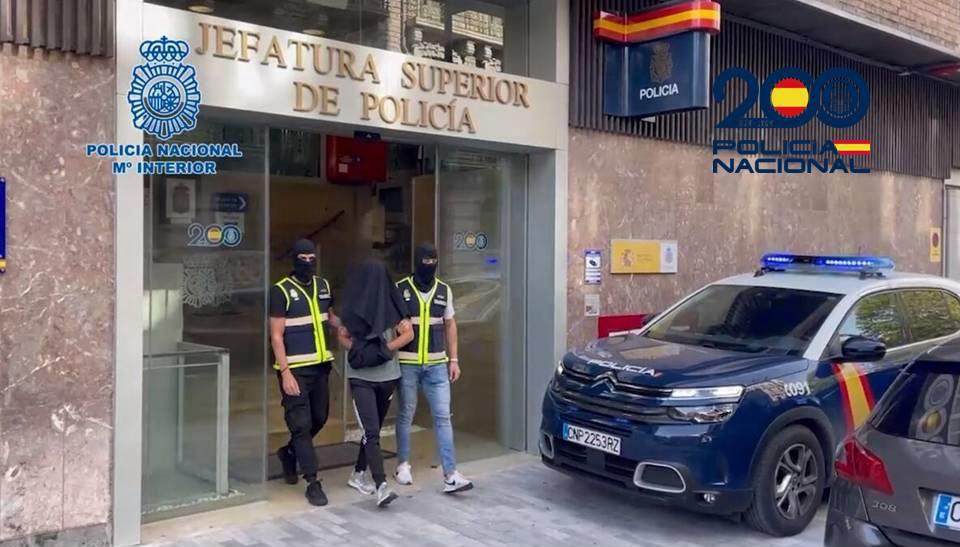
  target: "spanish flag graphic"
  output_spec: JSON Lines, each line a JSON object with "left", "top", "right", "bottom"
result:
{"left": 593, "top": 0, "right": 721, "bottom": 43}
{"left": 769, "top": 78, "right": 809, "bottom": 117}
{"left": 832, "top": 140, "right": 872, "bottom": 156}
{"left": 832, "top": 363, "right": 877, "bottom": 432}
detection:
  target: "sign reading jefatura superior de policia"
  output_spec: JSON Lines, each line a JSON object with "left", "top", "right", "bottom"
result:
{"left": 138, "top": 4, "right": 566, "bottom": 150}
{"left": 195, "top": 21, "right": 530, "bottom": 134}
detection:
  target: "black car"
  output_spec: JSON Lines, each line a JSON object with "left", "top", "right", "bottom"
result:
{"left": 825, "top": 338, "right": 960, "bottom": 546}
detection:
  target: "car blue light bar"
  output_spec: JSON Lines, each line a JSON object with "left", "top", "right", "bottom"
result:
{"left": 761, "top": 253, "right": 895, "bottom": 273}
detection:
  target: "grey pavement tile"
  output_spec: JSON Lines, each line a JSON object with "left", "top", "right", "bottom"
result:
{"left": 146, "top": 462, "right": 827, "bottom": 547}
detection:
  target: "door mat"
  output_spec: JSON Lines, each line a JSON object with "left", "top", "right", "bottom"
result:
{"left": 266, "top": 442, "right": 397, "bottom": 481}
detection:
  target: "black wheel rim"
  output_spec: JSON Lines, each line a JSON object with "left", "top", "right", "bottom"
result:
{"left": 774, "top": 443, "right": 818, "bottom": 520}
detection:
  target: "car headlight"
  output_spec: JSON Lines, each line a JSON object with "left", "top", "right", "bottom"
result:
{"left": 669, "top": 386, "right": 744, "bottom": 399}
{"left": 667, "top": 404, "right": 738, "bottom": 423}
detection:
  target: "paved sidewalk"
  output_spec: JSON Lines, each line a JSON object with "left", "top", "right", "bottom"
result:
{"left": 147, "top": 461, "right": 825, "bottom": 547}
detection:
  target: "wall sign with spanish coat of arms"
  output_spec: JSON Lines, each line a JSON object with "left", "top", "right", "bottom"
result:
{"left": 594, "top": 0, "right": 720, "bottom": 118}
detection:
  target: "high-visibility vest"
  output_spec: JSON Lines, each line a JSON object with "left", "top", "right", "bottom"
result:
{"left": 273, "top": 276, "right": 334, "bottom": 369}
{"left": 396, "top": 277, "right": 449, "bottom": 365}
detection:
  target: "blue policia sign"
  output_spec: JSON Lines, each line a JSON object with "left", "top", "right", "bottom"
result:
{"left": 604, "top": 33, "right": 711, "bottom": 118}
{"left": 594, "top": 1, "right": 720, "bottom": 118}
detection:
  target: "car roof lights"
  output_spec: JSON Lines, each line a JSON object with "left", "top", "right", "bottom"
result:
{"left": 759, "top": 253, "right": 895, "bottom": 278}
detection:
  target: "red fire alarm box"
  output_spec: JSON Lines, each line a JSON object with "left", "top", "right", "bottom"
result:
{"left": 325, "top": 135, "right": 387, "bottom": 184}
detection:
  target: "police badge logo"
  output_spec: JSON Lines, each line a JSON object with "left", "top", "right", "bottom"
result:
{"left": 650, "top": 42, "right": 672, "bottom": 84}
{"left": 127, "top": 36, "right": 201, "bottom": 141}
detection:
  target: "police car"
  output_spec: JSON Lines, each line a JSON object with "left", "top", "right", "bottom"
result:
{"left": 540, "top": 254, "right": 960, "bottom": 537}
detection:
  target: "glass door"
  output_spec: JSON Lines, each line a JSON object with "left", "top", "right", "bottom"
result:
{"left": 432, "top": 147, "right": 526, "bottom": 457}
{"left": 142, "top": 120, "right": 268, "bottom": 520}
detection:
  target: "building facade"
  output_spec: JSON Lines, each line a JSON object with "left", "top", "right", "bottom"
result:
{"left": 0, "top": 0, "right": 958, "bottom": 545}
{"left": 566, "top": 0, "right": 960, "bottom": 348}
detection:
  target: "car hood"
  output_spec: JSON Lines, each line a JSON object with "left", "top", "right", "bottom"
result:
{"left": 564, "top": 334, "right": 809, "bottom": 388}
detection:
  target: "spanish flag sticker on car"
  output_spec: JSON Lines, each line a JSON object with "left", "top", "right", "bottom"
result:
{"left": 833, "top": 362, "right": 877, "bottom": 431}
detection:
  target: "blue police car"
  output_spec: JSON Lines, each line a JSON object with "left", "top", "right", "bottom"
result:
{"left": 540, "top": 254, "right": 960, "bottom": 537}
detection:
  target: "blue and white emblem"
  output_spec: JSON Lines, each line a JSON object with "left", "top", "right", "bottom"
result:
{"left": 127, "top": 36, "right": 201, "bottom": 141}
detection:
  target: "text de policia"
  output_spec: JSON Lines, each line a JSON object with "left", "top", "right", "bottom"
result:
{"left": 195, "top": 22, "right": 532, "bottom": 134}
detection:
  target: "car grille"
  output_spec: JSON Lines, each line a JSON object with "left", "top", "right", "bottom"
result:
{"left": 554, "top": 371, "right": 674, "bottom": 423}
{"left": 553, "top": 438, "right": 637, "bottom": 480}
{"left": 561, "top": 368, "right": 672, "bottom": 398}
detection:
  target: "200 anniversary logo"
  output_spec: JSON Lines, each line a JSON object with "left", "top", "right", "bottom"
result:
{"left": 712, "top": 67, "right": 871, "bottom": 174}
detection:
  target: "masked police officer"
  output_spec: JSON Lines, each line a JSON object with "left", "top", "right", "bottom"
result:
{"left": 393, "top": 242, "right": 473, "bottom": 493}
{"left": 269, "top": 239, "right": 338, "bottom": 506}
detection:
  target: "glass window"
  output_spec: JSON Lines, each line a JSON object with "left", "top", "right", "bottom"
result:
{"left": 643, "top": 285, "right": 842, "bottom": 355}
{"left": 142, "top": 119, "right": 268, "bottom": 519}
{"left": 948, "top": 291, "right": 960, "bottom": 322}
{"left": 833, "top": 292, "right": 908, "bottom": 348}
{"left": 873, "top": 360, "right": 960, "bottom": 447}
{"left": 145, "top": 0, "right": 530, "bottom": 76}
{"left": 901, "top": 290, "right": 960, "bottom": 343}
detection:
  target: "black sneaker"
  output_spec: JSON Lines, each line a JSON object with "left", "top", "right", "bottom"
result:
{"left": 277, "top": 446, "right": 298, "bottom": 485}
{"left": 305, "top": 480, "right": 328, "bottom": 506}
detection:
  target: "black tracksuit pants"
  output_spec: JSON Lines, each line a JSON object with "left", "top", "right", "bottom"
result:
{"left": 278, "top": 364, "right": 331, "bottom": 479}
{"left": 350, "top": 378, "right": 398, "bottom": 487}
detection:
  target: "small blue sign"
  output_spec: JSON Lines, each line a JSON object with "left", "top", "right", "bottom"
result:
{"left": 354, "top": 130, "right": 381, "bottom": 141}
{"left": 0, "top": 177, "right": 6, "bottom": 273}
{"left": 585, "top": 249, "right": 602, "bottom": 285}
{"left": 212, "top": 192, "right": 248, "bottom": 213}
{"left": 603, "top": 32, "right": 711, "bottom": 118}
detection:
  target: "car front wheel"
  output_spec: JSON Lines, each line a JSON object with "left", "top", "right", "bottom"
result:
{"left": 745, "top": 425, "right": 825, "bottom": 537}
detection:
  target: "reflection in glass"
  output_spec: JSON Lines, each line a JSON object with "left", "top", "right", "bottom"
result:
{"left": 145, "top": 0, "right": 529, "bottom": 76}
{"left": 430, "top": 148, "right": 522, "bottom": 458}
{"left": 142, "top": 120, "right": 268, "bottom": 520}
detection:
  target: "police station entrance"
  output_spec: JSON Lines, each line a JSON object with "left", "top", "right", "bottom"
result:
{"left": 140, "top": 118, "right": 528, "bottom": 520}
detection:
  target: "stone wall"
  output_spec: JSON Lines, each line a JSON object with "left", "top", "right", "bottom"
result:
{"left": 0, "top": 45, "right": 115, "bottom": 544}
{"left": 566, "top": 129, "right": 944, "bottom": 349}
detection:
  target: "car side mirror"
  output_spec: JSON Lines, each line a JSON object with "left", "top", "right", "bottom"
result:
{"left": 840, "top": 336, "right": 886, "bottom": 362}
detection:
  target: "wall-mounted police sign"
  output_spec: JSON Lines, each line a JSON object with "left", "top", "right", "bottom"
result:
{"left": 594, "top": 0, "right": 720, "bottom": 118}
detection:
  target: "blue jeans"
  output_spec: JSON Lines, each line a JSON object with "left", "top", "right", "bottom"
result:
{"left": 396, "top": 363, "right": 457, "bottom": 476}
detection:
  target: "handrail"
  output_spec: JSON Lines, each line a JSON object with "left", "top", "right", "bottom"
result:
{"left": 143, "top": 342, "right": 228, "bottom": 361}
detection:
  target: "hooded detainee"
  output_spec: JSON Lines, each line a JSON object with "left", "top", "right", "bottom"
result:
{"left": 337, "top": 258, "right": 414, "bottom": 508}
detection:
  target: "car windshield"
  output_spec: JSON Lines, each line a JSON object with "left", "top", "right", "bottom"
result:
{"left": 644, "top": 284, "right": 842, "bottom": 355}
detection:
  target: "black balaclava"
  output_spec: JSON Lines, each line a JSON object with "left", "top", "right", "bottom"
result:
{"left": 413, "top": 242, "right": 438, "bottom": 292}
{"left": 292, "top": 239, "right": 316, "bottom": 283}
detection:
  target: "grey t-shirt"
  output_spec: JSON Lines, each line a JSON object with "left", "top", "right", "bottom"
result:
{"left": 346, "top": 329, "right": 402, "bottom": 383}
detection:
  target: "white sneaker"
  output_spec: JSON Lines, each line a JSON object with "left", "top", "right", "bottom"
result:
{"left": 347, "top": 470, "right": 375, "bottom": 495}
{"left": 394, "top": 462, "right": 413, "bottom": 485}
{"left": 376, "top": 482, "right": 398, "bottom": 508}
{"left": 443, "top": 471, "right": 473, "bottom": 494}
